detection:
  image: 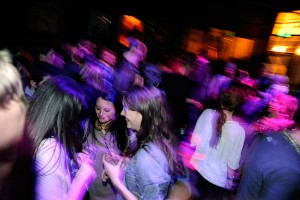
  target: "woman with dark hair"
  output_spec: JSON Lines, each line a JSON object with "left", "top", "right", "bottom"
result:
{"left": 102, "top": 86, "right": 178, "bottom": 200}
{"left": 26, "top": 75, "right": 96, "bottom": 200}
{"left": 189, "top": 87, "right": 246, "bottom": 199}
{"left": 83, "top": 89, "right": 132, "bottom": 200}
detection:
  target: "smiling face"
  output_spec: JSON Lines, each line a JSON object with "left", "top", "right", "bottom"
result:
{"left": 121, "top": 104, "right": 142, "bottom": 132}
{"left": 95, "top": 97, "right": 116, "bottom": 126}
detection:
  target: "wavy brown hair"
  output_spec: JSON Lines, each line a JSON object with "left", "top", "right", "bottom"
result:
{"left": 122, "top": 86, "right": 178, "bottom": 173}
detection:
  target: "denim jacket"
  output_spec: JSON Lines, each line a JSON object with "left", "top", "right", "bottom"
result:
{"left": 119, "top": 142, "right": 171, "bottom": 200}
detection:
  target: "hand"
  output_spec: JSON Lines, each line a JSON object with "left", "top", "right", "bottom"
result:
{"left": 225, "top": 178, "right": 238, "bottom": 191}
{"left": 225, "top": 178, "right": 234, "bottom": 190}
{"left": 76, "top": 152, "right": 94, "bottom": 167}
{"left": 101, "top": 169, "right": 109, "bottom": 182}
{"left": 102, "top": 154, "right": 124, "bottom": 185}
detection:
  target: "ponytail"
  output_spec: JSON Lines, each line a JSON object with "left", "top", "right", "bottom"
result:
{"left": 210, "top": 110, "right": 227, "bottom": 148}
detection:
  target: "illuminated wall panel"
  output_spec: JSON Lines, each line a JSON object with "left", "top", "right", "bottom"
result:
{"left": 233, "top": 37, "right": 254, "bottom": 59}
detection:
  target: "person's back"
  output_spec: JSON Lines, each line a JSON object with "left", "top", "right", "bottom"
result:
{"left": 190, "top": 109, "right": 245, "bottom": 186}
{"left": 189, "top": 87, "right": 245, "bottom": 199}
{"left": 235, "top": 131, "right": 300, "bottom": 200}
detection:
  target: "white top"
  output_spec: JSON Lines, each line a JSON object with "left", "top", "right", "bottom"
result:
{"left": 35, "top": 138, "right": 72, "bottom": 200}
{"left": 190, "top": 109, "right": 245, "bottom": 188}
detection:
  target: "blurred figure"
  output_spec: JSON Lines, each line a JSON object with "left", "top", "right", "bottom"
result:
{"left": 96, "top": 47, "right": 118, "bottom": 92}
{"left": 235, "top": 119, "right": 300, "bottom": 199}
{"left": 98, "top": 46, "right": 118, "bottom": 70}
{"left": 38, "top": 47, "right": 66, "bottom": 72}
{"left": 188, "top": 49, "right": 213, "bottom": 108}
{"left": 115, "top": 37, "right": 148, "bottom": 94}
{"left": 102, "top": 86, "right": 178, "bottom": 200}
{"left": 23, "top": 68, "right": 50, "bottom": 102}
{"left": 256, "top": 63, "right": 274, "bottom": 93}
{"left": 26, "top": 75, "right": 96, "bottom": 200}
{"left": 187, "top": 49, "right": 212, "bottom": 138}
{"left": 23, "top": 72, "right": 40, "bottom": 102}
{"left": 252, "top": 93, "right": 298, "bottom": 132}
{"left": 266, "top": 74, "right": 289, "bottom": 98}
{"left": 0, "top": 49, "right": 35, "bottom": 200}
{"left": 63, "top": 44, "right": 85, "bottom": 82}
{"left": 189, "top": 87, "right": 245, "bottom": 199}
{"left": 236, "top": 69, "right": 256, "bottom": 88}
{"left": 161, "top": 55, "right": 200, "bottom": 140}
{"left": 83, "top": 89, "right": 132, "bottom": 200}
{"left": 29, "top": 47, "right": 66, "bottom": 86}
{"left": 239, "top": 84, "right": 268, "bottom": 124}
{"left": 77, "top": 39, "right": 98, "bottom": 65}
{"left": 79, "top": 61, "right": 116, "bottom": 118}
{"left": 208, "top": 58, "right": 237, "bottom": 103}
{"left": 140, "top": 62, "right": 163, "bottom": 89}
{"left": 80, "top": 60, "right": 115, "bottom": 93}
{"left": 13, "top": 45, "right": 36, "bottom": 92}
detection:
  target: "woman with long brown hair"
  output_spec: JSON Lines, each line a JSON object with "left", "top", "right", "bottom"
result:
{"left": 189, "top": 87, "right": 246, "bottom": 199}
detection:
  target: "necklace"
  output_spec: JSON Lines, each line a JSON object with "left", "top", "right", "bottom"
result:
{"left": 95, "top": 120, "right": 108, "bottom": 133}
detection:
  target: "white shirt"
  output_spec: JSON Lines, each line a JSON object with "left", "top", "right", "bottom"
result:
{"left": 35, "top": 138, "right": 72, "bottom": 200}
{"left": 190, "top": 109, "right": 245, "bottom": 188}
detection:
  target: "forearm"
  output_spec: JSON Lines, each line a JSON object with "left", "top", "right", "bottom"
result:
{"left": 114, "top": 180, "right": 138, "bottom": 200}
{"left": 186, "top": 98, "right": 203, "bottom": 110}
{"left": 67, "top": 176, "right": 88, "bottom": 200}
{"left": 67, "top": 163, "right": 95, "bottom": 200}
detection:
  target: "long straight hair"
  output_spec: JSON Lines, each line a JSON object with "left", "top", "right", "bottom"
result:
{"left": 26, "top": 75, "right": 87, "bottom": 162}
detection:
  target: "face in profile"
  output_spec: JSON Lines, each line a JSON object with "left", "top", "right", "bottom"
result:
{"left": 95, "top": 97, "right": 116, "bottom": 125}
{"left": 121, "top": 104, "right": 142, "bottom": 132}
{"left": 0, "top": 99, "right": 26, "bottom": 150}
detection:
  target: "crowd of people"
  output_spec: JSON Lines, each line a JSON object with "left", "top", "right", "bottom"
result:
{"left": 0, "top": 33, "right": 300, "bottom": 200}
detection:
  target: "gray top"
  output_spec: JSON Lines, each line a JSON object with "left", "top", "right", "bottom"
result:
{"left": 84, "top": 129, "right": 121, "bottom": 200}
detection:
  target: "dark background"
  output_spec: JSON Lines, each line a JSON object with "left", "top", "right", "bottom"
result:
{"left": 1, "top": 0, "right": 299, "bottom": 53}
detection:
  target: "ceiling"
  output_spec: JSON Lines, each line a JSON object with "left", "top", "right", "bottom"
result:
{"left": 89, "top": 0, "right": 300, "bottom": 35}
{"left": 1, "top": 0, "right": 299, "bottom": 47}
